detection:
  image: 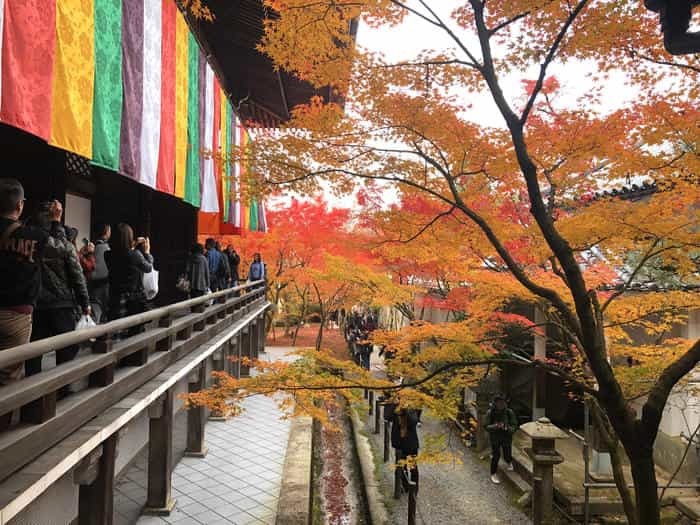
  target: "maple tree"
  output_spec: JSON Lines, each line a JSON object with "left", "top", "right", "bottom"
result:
{"left": 234, "top": 197, "right": 409, "bottom": 349}
{"left": 234, "top": 197, "right": 352, "bottom": 332}
{"left": 192, "top": 3, "right": 700, "bottom": 524}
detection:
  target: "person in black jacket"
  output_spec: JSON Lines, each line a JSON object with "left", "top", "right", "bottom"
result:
{"left": 105, "top": 223, "right": 153, "bottom": 334}
{"left": 26, "top": 202, "right": 90, "bottom": 377}
{"left": 390, "top": 406, "right": 421, "bottom": 490}
{"left": 186, "top": 243, "right": 210, "bottom": 298}
{"left": 0, "top": 181, "right": 66, "bottom": 428}
{"left": 486, "top": 393, "right": 519, "bottom": 484}
{"left": 224, "top": 245, "right": 240, "bottom": 287}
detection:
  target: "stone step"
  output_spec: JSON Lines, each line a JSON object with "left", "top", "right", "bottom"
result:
{"left": 498, "top": 464, "right": 530, "bottom": 494}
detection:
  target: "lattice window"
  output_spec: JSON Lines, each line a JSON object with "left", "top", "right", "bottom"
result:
{"left": 65, "top": 152, "right": 92, "bottom": 179}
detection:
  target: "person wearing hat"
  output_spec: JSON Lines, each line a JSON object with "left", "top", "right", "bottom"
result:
{"left": 486, "top": 393, "right": 519, "bottom": 483}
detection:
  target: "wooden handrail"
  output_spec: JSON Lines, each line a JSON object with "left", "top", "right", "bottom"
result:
{"left": 0, "top": 280, "right": 266, "bottom": 369}
{"left": 0, "top": 282, "right": 269, "bottom": 484}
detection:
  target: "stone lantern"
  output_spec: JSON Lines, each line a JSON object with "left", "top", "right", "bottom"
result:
{"left": 520, "top": 417, "right": 569, "bottom": 524}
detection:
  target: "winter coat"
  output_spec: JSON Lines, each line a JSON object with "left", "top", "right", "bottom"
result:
{"left": 248, "top": 261, "right": 265, "bottom": 282}
{"left": 206, "top": 249, "right": 228, "bottom": 289}
{"left": 226, "top": 250, "right": 240, "bottom": 282}
{"left": 187, "top": 253, "right": 210, "bottom": 293}
{"left": 35, "top": 224, "right": 89, "bottom": 312}
{"left": 91, "top": 239, "right": 110, "bottom": 282}
{"left": 79, "top": 250, "right": 96, "bottom": 279}
{"left": 486, "top": 407, "right": 519, "bottom": 443}
{"left": 105, "top": 249, "right": 153, "bottom": 302}
{"left": 0, "top": 218, "right": 65, "bottom": 309}
{"left": 391, "top": 408, "right": 421, "bottom": 455}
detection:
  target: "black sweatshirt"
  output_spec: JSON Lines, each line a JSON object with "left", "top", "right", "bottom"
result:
{"left": 0, "top": 217, "right": 65, "bottom": 310}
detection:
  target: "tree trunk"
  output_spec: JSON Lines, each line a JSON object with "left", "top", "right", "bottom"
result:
{"left": 292, "top": 301, "right": 307, "bottom": 346}
{"left": 316, "top": 316, "right": 325, "bottom": 351}
{"left": 610, "top": 442, "right": 638, "bottom": 525}
{"left": 629, "top": 452, "right": 660, "bottom": 525}
{"left": 292, "top": 322, "right": 301, "bottom": 346}
{"left": 589, "top": 401, "right": 638, "bottom": 525}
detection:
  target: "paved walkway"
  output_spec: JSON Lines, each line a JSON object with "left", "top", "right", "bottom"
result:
{"left": 363, "top": 351, "right": 532, "bottom": 525}
{"left": 130, "top": 348, "right": 294, "bottom": 525}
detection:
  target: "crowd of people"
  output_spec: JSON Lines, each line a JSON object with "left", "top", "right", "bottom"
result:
{"left": 345, "top": 310, "right": 379, "bottom": 370}
{"left": 0, "top": 178, "right": 266, "bottom": 429}
{"left": 181, "top": 239, "right": 265, "bottom": 297}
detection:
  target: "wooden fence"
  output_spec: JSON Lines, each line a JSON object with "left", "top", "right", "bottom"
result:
{"left": 0, "top": 281, "right": 269, "bottom": 525}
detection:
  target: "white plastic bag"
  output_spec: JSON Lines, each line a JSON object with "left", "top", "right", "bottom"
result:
{"left": 76, "top": 314, "right": 96, "bottom": 331}
{"left": 205, "top": 287, "right": 213, "bottom": 306}
{"left": 143, "top": 269, "right": 159, "bottom": 300}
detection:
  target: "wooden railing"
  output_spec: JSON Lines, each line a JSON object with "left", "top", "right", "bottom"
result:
{"left": 0, "top": 280, "right": 269, "bottom": 524}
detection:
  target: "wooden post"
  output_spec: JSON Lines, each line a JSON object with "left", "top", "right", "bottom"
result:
{"left": 240, "top": 327, "right": 251, "bottom": 377}
{"left": 90, "top": 336, "right": 115, "bottom": 388}
{"left": 216, "top": 296, "right": 227, "bottom": 319}
{"left": 77, "top": 434, "right": 118, "bottom": 525}
{"left": 374, "top": 399, "right": 381, "bottom": 434}
{"left": 122, "top": 346, "right": 148, "bottom": 367}
{"left": 258, "top": 316, "right": 266, "bottom": 354}
{"left": 368, "top": 391, "right": 374, "bottom": 415}
{"left": 384, "top": 421, "right": 391, "bottom": 462}
{"left": 250, "top": 321, "right": 258, "bottom": 361}
{"left": 185, "top": 365, "right": 208, "bottom": 458}
{"left": 394, "top": 450, "right": 402, "bottom": 500}
{"left": 231, "top": 336, "right": 241, "bottom": 379}
{"left": 155, "top": 316, "right": 174, "bottom": 352}
{"left": 143, "top": 390, "right": 176, "bottom": 515}
{"left": 20, "top": 392, "right": 56, "bottom": 424}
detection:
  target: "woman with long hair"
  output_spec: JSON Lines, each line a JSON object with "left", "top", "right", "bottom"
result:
{"left": 105, "top": 223, "right": 153, "bottom": 330}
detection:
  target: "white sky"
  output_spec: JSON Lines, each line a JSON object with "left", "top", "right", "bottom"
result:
{"left": 355, "top": 1, "right": 636, "bottom": 127}
{"left": 271, "top": 1, "right": 641, "bottom": 211}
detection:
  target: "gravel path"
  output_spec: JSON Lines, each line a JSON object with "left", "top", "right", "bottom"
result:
{"left": 361, "top": 352, "right": 531, "bottom": 525}
{"left": 363, "top": 411, "right": 531, "bottom": 525}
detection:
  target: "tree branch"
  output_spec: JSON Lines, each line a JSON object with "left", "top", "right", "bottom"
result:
{"left": 520, "top": 0, "right": 590, "bottom": 125}
{"left": 642, "top": 339, "right": 700, "bottom": 441}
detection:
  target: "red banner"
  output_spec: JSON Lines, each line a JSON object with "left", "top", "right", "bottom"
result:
{"left": 0, "top": 0, "right": 57, "bottom": 141}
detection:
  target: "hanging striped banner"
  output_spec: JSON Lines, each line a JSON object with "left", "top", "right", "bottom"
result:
{"left": 92, "top": 0, "right": 123, "bottom": 170}
{"left": 229, "top": 116, "right": 240, "bottom": 227}
{"left": 50, "top": 0, "right": 95, "bottom": 159}
{"left": 0, "top": 0, "right": 264, "bottom": 232}
{"left": 0, "top": 0, "right": 57, "bottom": 141}
{"left": 232, "top": 119, "right": 243, "bottom": 228}
{"left": 184, "top": 32, "right": 200, "bottom": 207}
{"left": 139, "top": 0, "right": 161, "bottom": 188}
{"left": 249, "top": 198, "right": 259, "bottom": 231}
{"left": 119, "top": 0, "right": 143, "bottom": 179}
{"left": 156, "top": 0, "right": 175, "bottom": 194}
{"left": 223, "top": 99, "right": 232, "bottom": 223}
{"left": 200, "top": 64, "right": 219, "bottom": 213}
{"left": 174, "top": 9, "right": 188, "bottom": 199}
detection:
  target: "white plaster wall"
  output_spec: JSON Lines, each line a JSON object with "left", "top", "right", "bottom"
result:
{"left": 658, "top": 309, "right": 700, "bottom": 438}
{"left": 65, "top": 193, "right": 92, "bottom": 244}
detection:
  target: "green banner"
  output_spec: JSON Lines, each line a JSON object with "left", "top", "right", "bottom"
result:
{"left": 184, "top": 32, "right": 200, "bottom": 207}
{"left": 91, "top": 0, "right": 123, "bottom": 170}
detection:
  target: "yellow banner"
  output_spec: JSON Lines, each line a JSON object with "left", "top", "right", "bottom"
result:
{"left": 50, "top": 0, "right": 95, "bottom": 158}
{"left": 174, "top": 10, "right": 189, "bottom": 199}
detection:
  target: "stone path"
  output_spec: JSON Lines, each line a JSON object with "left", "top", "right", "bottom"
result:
{"left": 363, "top": 351, "right": 532, "bottom": 525}
{"left": 125, "top": 348, "right": 294, "bottom": 525}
